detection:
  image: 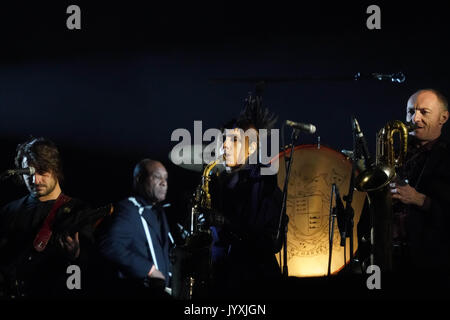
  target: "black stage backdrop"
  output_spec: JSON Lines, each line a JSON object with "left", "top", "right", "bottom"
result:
{"left": 0, "top": 0, "right": 449, "bottom": 304}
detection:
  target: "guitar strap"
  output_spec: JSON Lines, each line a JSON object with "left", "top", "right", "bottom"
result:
{"left": 33, "top": 193, "right": 72, "bottom": 252}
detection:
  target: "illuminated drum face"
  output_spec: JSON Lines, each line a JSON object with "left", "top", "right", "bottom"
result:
{"left": 275, "top": 145, "right": 366, "bottom": 277}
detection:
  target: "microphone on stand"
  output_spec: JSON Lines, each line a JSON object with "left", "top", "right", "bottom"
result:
{"left": 6, "top": 167, "right": 36, "bottom": 175}
{"left": 354, "top": 72, "right": 406, "bottom": 83}
{"left": 352, "top": 116, "right": 373, "bottom": 166}
{"left": 372, "top": 72, "right": 406, "bottom": 83}
{"left": 0, "top": 167, "right": 35, "bottom": 181}
{"left": 285, "top": 120, "right": 317, "bottom": 134}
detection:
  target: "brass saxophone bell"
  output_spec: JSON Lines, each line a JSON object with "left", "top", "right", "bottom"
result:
{"left": 355, "top": 119, "right": 409, "bottom": 273}
{"left": 355, "top": 164, "right": 396, "bottom": 192}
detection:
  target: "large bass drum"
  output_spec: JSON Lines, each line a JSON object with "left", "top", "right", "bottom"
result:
{"left": 273, "top": 144, "right": 366, "bottom": 277}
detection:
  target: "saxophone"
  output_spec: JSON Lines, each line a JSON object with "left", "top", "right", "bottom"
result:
{"left": 355, "top": 120, "right": 410, "bottom": 271}
{"left": 184, "top": 158, "right": 221, "bottom": 299}
{"left": 190, "top": 158, "right": 221, "bottom": 235}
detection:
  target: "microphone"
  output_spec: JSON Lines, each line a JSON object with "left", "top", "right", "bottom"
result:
{"left": 354, "top": 72, "right": 406, "bottom": 83}
{"left": 341, "top": 149, "right": 354, "bottom": 159}
{"left": 285, "top": 120, "right": 316, "bottom": 134}
{"left": 8, "top": 167, "right": 36, "bottom": 176}
{"left": 372, "top": 72, "right": 406, "bottom": 83}
{"left": 352, "top": 117, "right": 373, "bottom": 166}
{"left": 0, "top": 167, "right": 35, "bottom": 181}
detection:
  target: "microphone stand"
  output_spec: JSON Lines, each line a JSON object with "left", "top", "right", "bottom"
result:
{"left": 277, "top": 127, "right": 300, "bottom": 277}
{"left": 329, "top": 182, "right": 347, "bottom": 276}
{"left": 327, "top": 184, "right": 337, "bottom": 277}
{"left": 341, "top": 117, "right": 358, "bottom": 272}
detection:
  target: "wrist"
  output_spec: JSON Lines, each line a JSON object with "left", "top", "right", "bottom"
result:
{"left": 415, "top": 192, "right": 426, "bottom": 207}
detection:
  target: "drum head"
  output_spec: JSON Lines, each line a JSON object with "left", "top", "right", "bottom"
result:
{"left": 274, "top": 145, "right": 366, "bottom": 277}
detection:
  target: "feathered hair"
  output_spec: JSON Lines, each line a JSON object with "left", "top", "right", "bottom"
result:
{"left": 222, "top": 86, "right": 278, "bottom": 134}
{"left": 236, "top": 92, "right": 278, "bottom": 132}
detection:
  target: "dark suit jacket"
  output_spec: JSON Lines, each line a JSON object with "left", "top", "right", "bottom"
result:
{"left": 210, "top": 163, "right": 283, "bottom": 297}
{"left": 403, "top": 137, "right": 450, "bottom": 273}
{"left": 99, "top": 196, "right": 172, "bottom": 287}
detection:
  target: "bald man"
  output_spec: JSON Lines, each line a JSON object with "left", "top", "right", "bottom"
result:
{"left": 389, "top": 89, "right": 450, "bottom": 293}
{"left": 99, "top": 159, "right": 172, "bottom": 298}
{"left": 391, "top": 89, "right": 449, "bottom": 206}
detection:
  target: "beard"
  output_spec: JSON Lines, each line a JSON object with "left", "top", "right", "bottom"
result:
{"left": 32, "top": 180, "right": 57, "bottom": 198}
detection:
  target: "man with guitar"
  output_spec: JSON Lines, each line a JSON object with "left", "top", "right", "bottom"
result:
{"left": 0, "top": 137, "right": 109, "bottom": 299}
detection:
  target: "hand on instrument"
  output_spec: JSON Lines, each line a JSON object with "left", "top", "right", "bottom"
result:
{"left": 148, "top": 268, "right": 165, "bottom": 281}
{"left": 208, "top": 210, "right": 228, "bottom": 227}
{"left": 390, "top": 182, "right": 426, "bottom": 207}
{"left": 147, "top": 266, "right": 166, "bottom": 290}
{"left": 59, "top": 232, "right": 80, "bottom": 261}
{"left": 197, "top": 210, "right": 227, "bottom": 227}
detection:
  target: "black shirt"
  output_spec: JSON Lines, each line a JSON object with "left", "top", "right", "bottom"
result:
{"left": 0, "top": 194, "right": 99, "bottom": 298}
{"left": 396, "top": 136, "right": 450, "bottom": 274}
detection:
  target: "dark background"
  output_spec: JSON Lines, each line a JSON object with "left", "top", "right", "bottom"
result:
{"left": 1, "top": 1, "right": 449, "bottom": 226}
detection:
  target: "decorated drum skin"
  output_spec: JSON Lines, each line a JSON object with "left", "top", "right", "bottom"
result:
{"left": 273, "top": 144, "right": 366, "bottom": 277}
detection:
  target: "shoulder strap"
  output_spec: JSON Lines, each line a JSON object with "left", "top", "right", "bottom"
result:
{"left": 128, "top": 197, "right": 159, "bottom": 270}
{"left": 33, "top": 193, "right": 72, "bottom": 252}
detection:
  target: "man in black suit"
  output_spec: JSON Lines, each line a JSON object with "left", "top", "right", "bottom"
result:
{"left": 99, "top": 159, "right": 172, "bottom": 298}
{"left": 390, "top": 89, "right": 450, "bottom": 295}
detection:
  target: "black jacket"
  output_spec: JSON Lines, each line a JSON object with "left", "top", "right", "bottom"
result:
{"left": 401, "top": 136, "right": 450, "bottom": 273}
{"left": 210, "top": 163, "right": 284, "bottom": 297}
{"left": 99, "top": 196, "right": 172, "bottom": 288}
{"left": 0, "top": 194, "right": 105, "bottom": 299}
